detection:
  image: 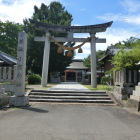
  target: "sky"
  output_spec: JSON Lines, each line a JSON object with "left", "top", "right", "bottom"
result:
{"left": 0, "top": 0, "right": 140, "bottom": 59}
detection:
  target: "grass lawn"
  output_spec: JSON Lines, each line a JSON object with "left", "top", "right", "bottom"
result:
{"left": 25, "top": 83, "right": 57, "bottom": 91}
{"left": 83, "top": 84, "right": 113, "bottom": 91}
{"left": 44, "top": 83, "right": 57, "bottom": 89}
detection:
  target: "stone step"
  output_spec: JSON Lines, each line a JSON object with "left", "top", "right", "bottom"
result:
{"left": 31, "top": 90, "right": 106, "bottom": 94}
{"left": 133, "top": 90, "right": 140, "bottom": 96}
{"left": 29, "top": 90, "right": 114, "bottom": 105}
{"left": 29, "top": 98, "right": 114, "bottom": 104}
{"left": 135, "top": 86, "right": 140, "bottom": 91}
{"left": 29, "top": 92, "right": 108, "bottom": 96}
{"left": 29, "top": 95, "right": 111, "bottom": 100}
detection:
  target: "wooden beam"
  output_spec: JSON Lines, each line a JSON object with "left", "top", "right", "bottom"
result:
{"left": 34, "top": 36, "right": 106, "bottom": 43}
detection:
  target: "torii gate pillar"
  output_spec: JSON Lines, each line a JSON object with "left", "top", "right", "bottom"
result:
{"left": 90, "top": 33, "right": 97, "bottom": 88}
{"left": 41, "top": 32, "right": 50, "bottom": 87}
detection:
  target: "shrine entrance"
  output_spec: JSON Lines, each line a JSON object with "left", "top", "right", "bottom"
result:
{"left": 30, "top": 19, "right": 113, "bottom": 88}
{"left": 64, "top": 70, "right": 78, "bottom": 82}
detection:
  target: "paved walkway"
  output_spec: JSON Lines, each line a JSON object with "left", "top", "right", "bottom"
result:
{"left": 1, "top": 83, "right": 140, "bottom": 139}
{"left": 0, "top": 104, "right": 140, "bottom": 140}
{"left": 48, "top": 82, "right": 89, "bottom": 91}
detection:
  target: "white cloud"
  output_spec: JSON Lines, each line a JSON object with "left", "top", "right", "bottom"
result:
{"left": 98, "top": 0, "right": 140, "bottom": 25}
{"left": 98, "top": 13, "right": 140, "bottom": 25}
{"left": 124, "top": 15, "right": 140, "bottom": 25}
{"left": 120, "top": 0, "right": 140, "bottom": 13}
{"left": 0, "top": 0, "right": 58, "bottom": 23}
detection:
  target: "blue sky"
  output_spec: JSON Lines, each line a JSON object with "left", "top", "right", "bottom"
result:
{"left": 0, "top": 0, "right": 140, "bottom": 59}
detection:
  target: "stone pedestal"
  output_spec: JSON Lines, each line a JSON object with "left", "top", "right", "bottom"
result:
{"left": 9, "top": 96, "right": 29, "bottom": 107}
{"left": 128, "top": 85, "right": 140, "bottom": 111}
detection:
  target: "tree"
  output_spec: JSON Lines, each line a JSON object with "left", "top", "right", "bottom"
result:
{"left": 83, "top": 55, "right": 90, "bottom": 67}
{"left": 0, "top": 20, "right": 23, "bottom": 56}
{"left": 112, "top": 38, "right": 140, "bottom": 70}
{"left": 83, "top": 50, "right": 105, "bottom": 68}
{"left": 23, "top": 2, "right": 74, "bottom": 75}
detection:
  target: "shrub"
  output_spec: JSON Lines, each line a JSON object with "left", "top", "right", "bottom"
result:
{"left": 101, "top": 69, "right": 113, "bottom": 85}
{"left": 28, "top": 74, "right": 41, "bottom": 84}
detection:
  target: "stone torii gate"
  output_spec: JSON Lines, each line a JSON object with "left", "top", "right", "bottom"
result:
{"left": 30, "top": 19, "right": 113, "bottom": 88}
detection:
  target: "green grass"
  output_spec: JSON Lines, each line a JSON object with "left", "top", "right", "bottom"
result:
{"left": 25, "top": 83, "right": 57, "bottom": 91}
{"left": 43, "top": 83, "right": 57, "bottom": 89}
{"left": 83, "top": 84, "right": 113, "bottom": 91}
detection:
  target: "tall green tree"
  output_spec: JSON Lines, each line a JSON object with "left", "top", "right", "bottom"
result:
{"left": 83, "top": 50, "right": 105, "bottom": 68}
{"left": 23, "top": 2, "right": 74, "bottom": 75}
{"left": 0, "top": 21, "right": 23, "bottom": 56}
{"left": 112, "top": 38, "right": 140, "bottom": 70}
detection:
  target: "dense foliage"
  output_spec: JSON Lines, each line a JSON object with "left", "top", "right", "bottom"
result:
{"left": 83, "top": 50, "right": 105, "bottom": 67}
{"left": 23, "top": 2, "right": 74, "bottom": 75}
{"left": 0, "top": 21, "right": 23, "bottom": 56}
{"left": 28, "top": 74, "right": 41, "bottom": 84}
{"left": 112, "top": 38, "right": 140, "bottom": 70}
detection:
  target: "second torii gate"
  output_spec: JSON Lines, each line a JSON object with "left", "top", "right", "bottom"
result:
{"left": 30, "top": 19, "right": 113, "bottom": 88}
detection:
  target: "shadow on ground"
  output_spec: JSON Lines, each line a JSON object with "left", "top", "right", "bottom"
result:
{"left": 24, "top": 106, "right": 49, "bottom": 113}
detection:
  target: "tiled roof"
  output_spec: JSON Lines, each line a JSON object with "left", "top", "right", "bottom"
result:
{"left": 0, "top": 51, "right": 17, "bottom": 65}
{"left": 105, "top": 46, "right": 131, "bottom": 55}
{"left": 67, "top": 59, "right": 89, "bottom": 70}
{"left": 99, "top": 46, "right": 132, "bottom": 61}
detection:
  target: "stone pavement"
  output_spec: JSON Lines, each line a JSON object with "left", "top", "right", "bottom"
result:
{"left": 48, "top": 82, "right": 90, "bottom": 91}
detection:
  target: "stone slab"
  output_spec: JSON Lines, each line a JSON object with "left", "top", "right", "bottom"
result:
{"left": 9, "top": 95, "right": 29, "bottom": 107}
{"left": 128, "top": 98, "right": 140, "bottom": 112}
{"left": 135, "top": 86, "right": 140, "bottom": 91}
{"left": 133, "top": 90, "right": 140, "bottom": 96}
{"left": 113, "top": 91, "right": 126, "bottom": 100}
{"left": 130, "top": 95, "right": 140, "bottom": 100}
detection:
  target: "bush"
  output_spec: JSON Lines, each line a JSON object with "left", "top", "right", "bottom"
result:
{"left": 28, "top": 74, "right": 41, "bottom": 84}
{"left": 101, "top": 69, "right": 113, "bottom": 85}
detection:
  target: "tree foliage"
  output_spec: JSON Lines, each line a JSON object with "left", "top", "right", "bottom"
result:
{"left": 83, "top": 50, "right": 105, "bottom": 67}
{"left": 112, "top": 38, "right": 140, "bottom": 70}
{"left": 23, "top": 2, "right": 74, "bottom": 75}
{"left": 0, "top": 20, "right": 23, "bottom": 56}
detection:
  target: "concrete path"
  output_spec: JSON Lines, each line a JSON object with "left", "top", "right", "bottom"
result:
{"left": 0, "top": 104, "right": 140, "bottom": 140}
{"left": 48, "top": 82, "right": 89, "bottom": 91}
{"left": 1, "top": 83, "right": 140, "bottom": 140}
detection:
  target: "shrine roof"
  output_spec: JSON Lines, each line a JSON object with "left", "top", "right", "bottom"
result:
{"left": 66, "top": 59, "right": 89, "bottom": 70}
{"left": 99, "top": 46, "right": 132, "bottom": 62}
{"left": 0, "top": 51, "right": 17, "bottom": 65}
{"left": 29, "top": 19, "right": 113, "bottom": 33}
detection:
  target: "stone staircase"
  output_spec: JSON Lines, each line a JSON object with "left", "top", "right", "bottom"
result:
{"left": 28, "top": 90, "right": 115, "bottom": 105}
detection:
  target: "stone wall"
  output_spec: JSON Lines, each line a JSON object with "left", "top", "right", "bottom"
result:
{"left": 0, "top": 65, "right": 16, "bottom": 94}
{"left": 113, "top": 69, "right": 140, "bottom": 100}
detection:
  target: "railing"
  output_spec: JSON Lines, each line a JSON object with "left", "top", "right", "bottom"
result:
{"left": 0, "top": 65, "right": 17, "bottom": 93}
{"left": 114, "top": 68, "right": 139, "bottom": 87}
{"left": 0, "top": 65, "right": 17, "bottom": 83}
